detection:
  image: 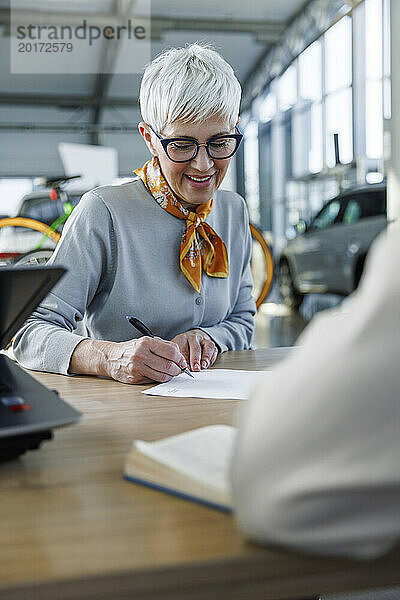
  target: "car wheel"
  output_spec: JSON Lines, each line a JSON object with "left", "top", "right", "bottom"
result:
{"left": 278, "top": 259, "right": 304, "bottom": 310}
{"left": 13, "top": 248, "right": 54, "bottom": 266}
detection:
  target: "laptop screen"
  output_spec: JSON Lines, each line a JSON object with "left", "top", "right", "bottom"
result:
{"left": 0, "top": 266, "right": 66, "bottom": 350}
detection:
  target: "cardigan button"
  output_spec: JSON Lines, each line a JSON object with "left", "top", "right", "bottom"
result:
{"left": 195, "top": 297, "right": 203, "bottom": 305}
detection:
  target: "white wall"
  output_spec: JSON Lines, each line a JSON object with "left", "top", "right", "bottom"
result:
{"left": 0, "top": 105, "right": 92, "bottom": 176}
{"left": 0, "top": 105, "right": 146, "bottom": 177}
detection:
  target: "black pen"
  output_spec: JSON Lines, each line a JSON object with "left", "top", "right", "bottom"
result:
{"left": 126, "top": 316, "right": 194, "bottom": 378}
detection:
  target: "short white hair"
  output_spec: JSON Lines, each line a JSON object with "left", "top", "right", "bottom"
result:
{"left": 139, "top": 43, "right": 241, "bottom": 132}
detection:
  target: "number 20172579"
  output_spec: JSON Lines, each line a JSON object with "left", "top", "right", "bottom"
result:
{"left": 18, "top": 42, "right": 73, "bottom": 52}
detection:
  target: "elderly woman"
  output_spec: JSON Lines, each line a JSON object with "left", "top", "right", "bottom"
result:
{"left": 13, "top": 44, "right": 256, "bottom": 384}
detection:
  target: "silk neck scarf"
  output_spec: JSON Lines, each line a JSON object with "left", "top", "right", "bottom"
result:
{"left": 134, "top": 156, "right": 229, "bottom": 293}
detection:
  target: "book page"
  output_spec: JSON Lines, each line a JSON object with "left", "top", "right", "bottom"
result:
{"left": 142, "top": 368, "right": 267, "bottom": 400}
{"left": 134, "top": 425, "right": 236, "bottom": 493}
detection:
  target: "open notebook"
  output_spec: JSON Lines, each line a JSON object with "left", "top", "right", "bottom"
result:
{"left": 123, "top": 425, "right": 236, "bottom": 512}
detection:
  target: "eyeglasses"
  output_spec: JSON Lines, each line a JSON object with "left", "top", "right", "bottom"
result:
{"left": 148, "top": 124, "right": 243, "bottom": 163}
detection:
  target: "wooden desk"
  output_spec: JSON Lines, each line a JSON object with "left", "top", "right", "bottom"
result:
{"left": 0, "top": 347, "right": 399, "bottom": 600}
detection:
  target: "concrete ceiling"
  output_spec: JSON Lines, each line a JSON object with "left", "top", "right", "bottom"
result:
{"left": 0, "top": 0, "right": 307, "bottom": 101}
{"left": 0, "top": 0, "right": 307, "bottom": 173}
{"left": 149, "top": 0, "right": 307, "bottom": 22}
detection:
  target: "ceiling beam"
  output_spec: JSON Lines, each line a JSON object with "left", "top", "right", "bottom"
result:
{"left": 150, "top": 16, "right": 284, "bottom": 43}
{"left": 0, "top": 122, "right": 139, "bottom": 133}
{"left": 0, "top": 8, "right": 284, "bottom": 43}
{"left": 0, "top": 94, "right": 138, "bottom": 108}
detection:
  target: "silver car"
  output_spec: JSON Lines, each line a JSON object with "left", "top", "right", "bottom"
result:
{"left": 278, "top": 184, "right": 387, "bottom": 308}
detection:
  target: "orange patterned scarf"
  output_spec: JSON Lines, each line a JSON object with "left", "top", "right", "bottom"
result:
{"left": 134, "top": 156, "right": 229, "bottom": 293}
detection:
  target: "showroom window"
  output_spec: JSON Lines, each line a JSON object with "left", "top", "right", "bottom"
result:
{"left": 240, "top": 7, "right": 390, "bottom": 245}
{"left": 259, "top": 91, "right": 277, "bottom": 124}
{"left": 299, "top": 40, "right": 322, "bottom": 102}
{"left": 243, "top": 120, "right": 260, "bottom": 225}
{"left": 324, "top": 16, "right": 353, "bottom": 167}
{"left": 383, "top": 0, "right": 391, "bottom": 120}
{"left": 278, "top": 64, "right": 297, "bottom": 112}
{"left": 298, "top": 40, "right": 323, "bottom": 174}
{"left": 365, "top": 0, "right": 384, "bottom": 159}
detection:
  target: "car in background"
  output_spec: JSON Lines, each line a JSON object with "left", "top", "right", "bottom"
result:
{"left": 278, "top": 183, "right": 387, "bottom": 309}
{"left": 0, "top": 176, "right": 84, "bottom": 265}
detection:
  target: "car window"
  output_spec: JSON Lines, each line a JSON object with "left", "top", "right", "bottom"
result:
{"left": 342, "top": 190, "right": 386, "bottom": 224}
{"left": 343, "top": 200, "right": 361, "bottom": 224}
{"left": 311, "top": 200, "right": 341, "bottom": 230}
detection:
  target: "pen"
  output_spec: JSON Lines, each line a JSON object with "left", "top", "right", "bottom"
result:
{"left": 126, "top": 316, "right": 194, "bottom": 378}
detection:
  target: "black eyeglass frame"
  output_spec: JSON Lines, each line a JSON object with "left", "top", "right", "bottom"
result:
{"left": 148, "top": 124, "right": 243, "bottom": 163}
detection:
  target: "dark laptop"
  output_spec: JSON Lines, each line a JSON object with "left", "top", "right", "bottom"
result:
{"left": 0, "top": 266, "right": 82, "bottom": 460}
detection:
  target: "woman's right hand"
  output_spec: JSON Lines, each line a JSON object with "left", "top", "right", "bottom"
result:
{"left": 70, "top": 337, "right": 189, "bottom": 384}
{"left": 106, "top": 337, "right": 188, "bottom": 384}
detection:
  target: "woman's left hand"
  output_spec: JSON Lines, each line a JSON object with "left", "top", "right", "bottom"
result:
{"left": 171, "top": 329, "right": 218, "bottom": 372}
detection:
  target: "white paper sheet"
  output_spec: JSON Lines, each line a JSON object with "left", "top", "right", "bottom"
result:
{"left": 142, "top": 368, "right": 267, "bottom": 400}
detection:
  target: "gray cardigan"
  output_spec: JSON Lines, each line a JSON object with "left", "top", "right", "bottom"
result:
{"left": 13, "top": 179, "right": 256, "bottom": 375}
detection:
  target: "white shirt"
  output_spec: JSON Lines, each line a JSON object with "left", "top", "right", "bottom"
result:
{"left": 232, "top": 222, "right": 400, "bottom": 559}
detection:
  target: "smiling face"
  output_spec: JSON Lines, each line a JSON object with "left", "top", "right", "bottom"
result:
{"left": 139, "top": 117, "right": 235, "bottom": 210}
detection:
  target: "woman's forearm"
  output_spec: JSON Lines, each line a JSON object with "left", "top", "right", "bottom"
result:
{"left": 68, "top": 338, "right": 116, "bottom": 377}
{"left": 68, "top": 336, "right": 187, "bottom": 384}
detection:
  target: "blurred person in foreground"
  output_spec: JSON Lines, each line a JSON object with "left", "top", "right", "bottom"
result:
{"left": 13, "top": 44, "right": 255, "bottom": 383}
{"left": 232, "top": 221, "right": 400, "bottom": 564}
